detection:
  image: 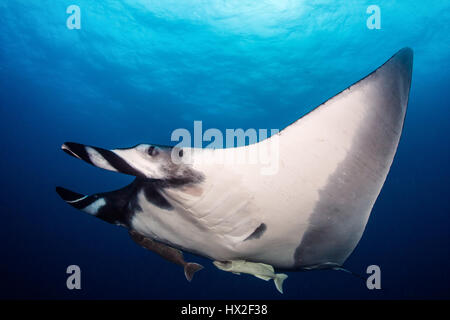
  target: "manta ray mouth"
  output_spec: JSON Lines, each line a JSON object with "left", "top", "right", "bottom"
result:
{"left": 57, "top": 141, "right": 177, "bottom": 223}
{"left": 58, "top": 140, "right": 203, "bottom": 221}
{"left": 57, "top": 142, "right": 151, "bottom": 222}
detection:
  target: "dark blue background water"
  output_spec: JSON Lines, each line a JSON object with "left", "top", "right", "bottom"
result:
{"left": 1, "top": 1, "right": 449, "bottom": 299}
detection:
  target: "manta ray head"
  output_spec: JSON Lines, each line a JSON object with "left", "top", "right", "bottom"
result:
{"left": 61, "top": 142, "right": 203, "bottom": 185}
{"left": 57, "top": 142, "right": 205, "bottom": 227}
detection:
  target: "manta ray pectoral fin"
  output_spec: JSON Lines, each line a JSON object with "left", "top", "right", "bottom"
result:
{"left": 129, "top": 230, "right": 203, "bottom": 282}
{"left": 290, "top": 48, "right": 413, "bottom": 268}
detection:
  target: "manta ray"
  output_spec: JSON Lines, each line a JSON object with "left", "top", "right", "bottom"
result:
{"left": 56, "top": 48, "right": 413, "bottom": 293}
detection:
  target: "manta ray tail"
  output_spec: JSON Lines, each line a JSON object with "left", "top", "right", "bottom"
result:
{"left": 184, "top": 263, "right": 204, "bottom": 282}
{"left": 274, "top": 273, "right": 288, "bottom": 294}
{"left": 332, "top": 266, "right": 366, "bottom": 281}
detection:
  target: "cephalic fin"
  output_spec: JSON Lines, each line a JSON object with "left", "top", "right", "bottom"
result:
{"left": 56, "top": 180, "right": 140, "bottom": 226}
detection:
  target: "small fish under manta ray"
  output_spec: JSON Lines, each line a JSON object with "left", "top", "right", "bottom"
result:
{"left": 56, "top": 48, "right": 413, "bottom": 294}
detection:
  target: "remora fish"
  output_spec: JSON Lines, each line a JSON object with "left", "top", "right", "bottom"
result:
{"left": 213, "top": 260, "right": 288, "bottom": 293}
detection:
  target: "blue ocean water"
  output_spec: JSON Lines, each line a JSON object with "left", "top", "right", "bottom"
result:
{"left": 0, "top": 0, "right": 449, "bottom": 299}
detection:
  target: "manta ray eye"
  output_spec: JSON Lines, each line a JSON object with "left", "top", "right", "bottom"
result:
{"left": 147, "top": 146, "right": 158, "bottom": 156}
{"left": 178, "top": 150, "right": 183, "bottom": 157}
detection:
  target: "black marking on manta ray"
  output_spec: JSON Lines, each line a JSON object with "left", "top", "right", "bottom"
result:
{"left": 92, "top": 147, "right": 145, "bottom": 178}
{"left": 244, "top": 223, "right": 267, "bottom": 241}
{"left": 139, "top": 179, "right": 174, "bottom": 210}
{"left": 56, "top": 187, "right": 84, "bottom": 202}
{"left": 56, "top": 187, "right": 100, "bottom": 210}
{"left": 95, "top": 178, "right": 175, "bottom": 225}
{"left": 57, "top": 178, "right": 176, "bottom": 227}
{"left": 89, "top": 181, "right": 141, "bottom": 226}
{"left": 158, "top": 163, "right": 205, "bottom": 187}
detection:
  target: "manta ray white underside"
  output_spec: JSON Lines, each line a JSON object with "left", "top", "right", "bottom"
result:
{"left": 57, "top": 48, "right": 413, "bottom": 281}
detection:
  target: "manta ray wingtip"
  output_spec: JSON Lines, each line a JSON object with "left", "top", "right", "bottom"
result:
{"left": 398, "top": 46, "right": 413, "bottom": 55}
{"left": 397, "top": 46, "right": 413, "bottom": 63}
{"left": 388, "top": 47, "right": 414, "bottom": 77}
